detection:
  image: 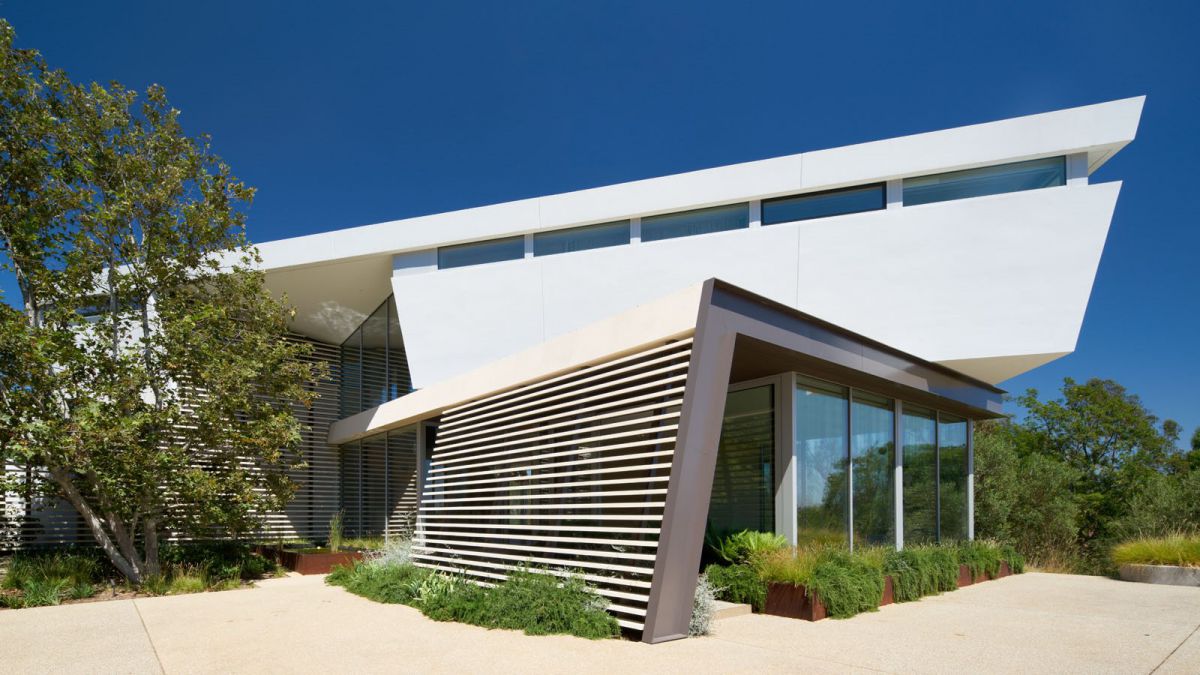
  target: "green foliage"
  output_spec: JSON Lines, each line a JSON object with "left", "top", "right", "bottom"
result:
{"left": 328, "top": 511, "right": 344, "bottom": 553}
{"left": 883, "top": 545, "right": 959, "bottom": 602}
{"left": 755, "top": 546, "right": 820, "bottom": 586}
{"left": 18, "top": 579, "right": 66, "bottom": 607}
{"left": 327, "top": 563, "right": 619, "bottom": 639}
{"left": 704, "top": 563, "right": 766, "bottom": 611}
{"left": 0, "top": 543, "right": 272, "bottom": 608}
{"left": 67, "top": 582, "right": 96, "bottom": 600}
{"left": 957, "top": 540, "right": 1002, "bottom": 581}
{"left": 1112, "top": 534, "right": 1200, "bottom": 568}
{"left": 975, "top": 373, "right": 1200, "bottom": 576}
{"left": 0, "top": 18, "right": 326, "bottom": 584}
{"left": 1, "top": 550, "right": 104, "bottom": 589}
{"left": 805, "top": 549, "right": 884, "bottom": 619}
{"left": 708, "top": 530, "right": 788, "bottom": 565}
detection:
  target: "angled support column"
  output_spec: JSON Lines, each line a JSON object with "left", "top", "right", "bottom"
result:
{"left": 641, "top": 281, "right": 736, "bottom": 644}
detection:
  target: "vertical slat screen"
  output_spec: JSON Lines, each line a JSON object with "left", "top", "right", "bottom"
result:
{"left": 413, "top": 339, "right": 692, "bottom": 632}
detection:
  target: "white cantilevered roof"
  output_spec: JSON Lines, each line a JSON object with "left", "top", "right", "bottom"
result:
{"left": 256, "top": 96, "right": 1143, "bottom": 273}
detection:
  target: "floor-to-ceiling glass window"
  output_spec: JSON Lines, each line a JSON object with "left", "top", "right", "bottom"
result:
{"left": 851, "top": 392, "right": 894, "bottom": 546}
{"left": 938, "top": 415, "right": 969, "bottom": 542}
{"left": 360, "top": 302, "right": 389, "bottom": 408}
{"left": 902, "top": 406, "right": 938, "bottom": 545}
{"left": 709, "top": 385, "right": 774, "bottom": 536}
{"left": 340, "top": 295, "right": 413, "bottom": 416}
{"left": 794, "top": 377, "right": 849, "bottom": 546}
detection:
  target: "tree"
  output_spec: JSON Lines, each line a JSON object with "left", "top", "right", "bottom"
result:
{"left": 0, "top": 20, "right": 323, "bottom": 583}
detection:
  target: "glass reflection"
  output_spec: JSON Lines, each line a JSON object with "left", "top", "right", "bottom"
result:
{"left": 938, "top": 415, "right": 968, "bottom": 542}
{"left": 794, "top": 376, "right": 849, "bottom": 546}
{"left": 902, "top": 406, "right": 937, "bottom": 545}
{"left": 852, "top": 392, "right": 894, "bottom": 546}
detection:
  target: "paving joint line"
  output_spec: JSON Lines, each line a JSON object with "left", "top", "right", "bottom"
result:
{"left": 132, "top": 599, "right": 167, "bottom": 675}
{"left": 1150, "top": 620, "right": 1200, "bottom": 674}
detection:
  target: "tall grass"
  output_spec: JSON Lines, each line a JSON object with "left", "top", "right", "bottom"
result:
{"left": 1112, "top": 534, "right": 1200, "bottom": 568}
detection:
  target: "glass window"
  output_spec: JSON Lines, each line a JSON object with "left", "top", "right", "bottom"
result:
{"left": 709, "top": 385, "right": 775, "bottom": 537}
{"left": 360, "top": 301, "right": 389, "bottom": 409}
{"left": 794, "top": 376, "right": 848, "bottom": 547}
{"left": 437, "top": 236, "right": 525, "bottom": 269}
{"left": 641, "top": 203, "right": 749, "bottom": 242}
{"left": 903, "top": 156, "right": 1066, "bottom": 206}
{"left": 386, "top": 299, "right": 411, "bottom": 401}
{"left": 851, "top": 392, "right": 894, "bottom": 546}
{"left": 763, "top": 184, "right": 885, "bottom": 225}
{"left": 533, "top": 221, "right": 630, "bottom": 256}
{"left": 902, "top": 406, "right": 938, "bottom": 545}
{"left": 339, "top": 326, "right": 362, "bottom": 417}
{"left": 938, "top": 415, "right": 969, "bottom": 542}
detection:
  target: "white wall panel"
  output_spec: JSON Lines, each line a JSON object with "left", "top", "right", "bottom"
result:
{"left": 391, "top": 183, "right": 1118, "bottom": 388}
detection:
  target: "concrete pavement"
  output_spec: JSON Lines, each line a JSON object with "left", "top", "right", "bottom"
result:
{"left": 1, "top": 572, "right": 1197, "bottom": 674}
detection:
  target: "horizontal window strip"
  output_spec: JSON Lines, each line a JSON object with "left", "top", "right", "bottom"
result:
{"left": 418, "top": 512, "right": 663, "bottom": 521}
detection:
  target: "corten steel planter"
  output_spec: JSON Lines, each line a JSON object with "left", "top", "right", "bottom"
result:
{"left": 983, "top": 561, "right": 1013, "bottom": 581}
{"left": 764, "top": 582, "right": 827, "bottom": 621}
{"left": 956, "top": 564, "right": 974, "bottom": 588}
{"left": 880, "top": 575, "right": 896, "bottom": 606}
{"left": 255, "top": 546, "right": 362, "bottom": 575}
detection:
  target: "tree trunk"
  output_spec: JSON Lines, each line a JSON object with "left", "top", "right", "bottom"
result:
{"left": 47, "top": 467, "right": 143, "bottom": 583}
{"left": 143, "top": 518, "right": 161, "bottom": 578}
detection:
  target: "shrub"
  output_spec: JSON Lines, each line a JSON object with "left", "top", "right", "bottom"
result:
{"left": 999, "top": 544, "right": 1026, "bottom": 574}
{"left": 884, "top": 545, "right": 958, "bottom": 602}
{"left": 328, "top": 560, "right": 429, "bottom": 604}
{"left": 704, "top": 563, "right": 766, "bottom": 611}
{"left": 957, "top": 540, "right": 1002, "bottom": 581}
{"left": 806, "top": 549, "right": 884, "bottom": 619}
{"left": 1112, "top": 534, "right": 1200, "bottom": 568}
{"left": 2, "top": 550, "right": 103, "bottom": 589}
{"left": 710, "top": 530, "right": 788, "bottom": 565}
{"left": 755, "top": 546, "right": 819, "bottom": 586}
{"left": 364, "top": 538, "right": 413, "bottom": 568}
{"left": 690, "top": 573, "right": 717, "bottom": 636}
{"left": 327, "top": 563, "right": 619, "bottom": 639}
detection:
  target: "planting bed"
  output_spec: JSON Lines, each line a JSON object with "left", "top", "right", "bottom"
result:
{"left": 255, "top": 546, "right": 362, "bottom": 575}
{"left": 764, "top": 561, "right": 1015, "bottom": 622}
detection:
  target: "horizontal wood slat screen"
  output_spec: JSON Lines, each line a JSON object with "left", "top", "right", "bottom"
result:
{"left": 1, "top": 335, "right": 345, "bottom": 550}
{"left": 413, "top": 339, "right": 692, "bottom": 632}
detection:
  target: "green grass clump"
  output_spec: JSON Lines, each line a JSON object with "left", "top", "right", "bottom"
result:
{"left": 67, "top": 582, "right": 96, "bottom": 601}
{"left": 883, "top": 545, "right": 957, "bottom": 601}
{"left": 704, "top": 563, "right": 766, "bottom": 611}
{"left": 708, "top": 530, "right": 788, "bottom": 565}
{"left": 999, "top": 544, "right": 1026, "bottom": 574}
{"left": 2, "top": 550, "right": 104, "bottom": 590}
{"left": 1112, "top": 534, "right": 1200, "bottom": 568}
{"left": 20, "top": 579, "right": 67, "bottom": 607}
{"left": 756, "top": 546, "right": 820, "bottom": 586}
{"left": 957, "top": 540, "right": 1002, "bottom": 581}
{"left": 805, "top": 549, "right": 884, "bottom": 618}
{"left": 328, "top": 563, "right": 619, "bottom": 639}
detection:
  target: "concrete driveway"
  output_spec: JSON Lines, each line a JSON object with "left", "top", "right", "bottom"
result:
{"left": 1, "top": 572, "right": 1197, "bottom": 674}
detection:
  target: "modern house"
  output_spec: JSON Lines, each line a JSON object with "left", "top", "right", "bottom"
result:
{"left": 2, "top": 96, "right": 1143, "bottom": 642}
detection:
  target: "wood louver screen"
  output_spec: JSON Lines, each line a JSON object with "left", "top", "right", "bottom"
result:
{"left": 413, "top": 339, "right": 692, "bottom": 632}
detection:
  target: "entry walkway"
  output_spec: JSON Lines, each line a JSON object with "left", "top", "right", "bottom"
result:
{"left": 2, "top": 572, "right": 1197, "bottom": 674}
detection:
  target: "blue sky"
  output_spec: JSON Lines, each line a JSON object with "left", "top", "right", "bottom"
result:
{"left": 3, "top": 2, "right": 1197, "bottom": 439}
